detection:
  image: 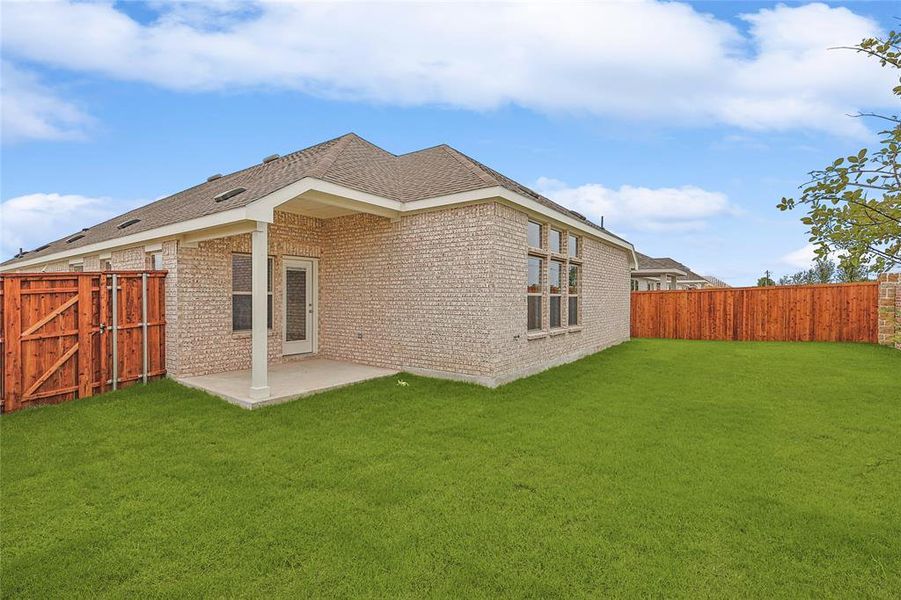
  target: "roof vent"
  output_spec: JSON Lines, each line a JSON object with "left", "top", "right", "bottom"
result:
{"left": 117, "top": 218, "right": 141, "bottom": 229}
{"left": 571, "top": 211, "right": 587, "bottom": 221}
{"left": 82, "top": 227, "right": 90, "bottom": 231}
{"left": 34, "top": 244, "right": 50, "bottom": 252}
{"left": 214, "top": 187, "right": 247, "bottom": 202}
{"left": 262, "top": 154, "right": 280, "bottom": 164}
{"left": 66, "top": 234, "right": 85, "bottom": 243}
{"left": 207, "top": 173, "right": 223, "bottom": 182}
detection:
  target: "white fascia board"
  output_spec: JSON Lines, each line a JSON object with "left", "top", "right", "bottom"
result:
{"left": 0, "top": 206, "right": 251, "bottom": 271}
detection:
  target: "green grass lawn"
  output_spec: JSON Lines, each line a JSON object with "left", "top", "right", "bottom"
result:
{"left": 2, "top": 340, "right": 900, "bottom": 598}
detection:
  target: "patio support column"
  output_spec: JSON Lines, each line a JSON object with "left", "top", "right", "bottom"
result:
{"left": 660, "top": 274, "right": 669, "bottom": 290}
{"left": 249, "top": 221, "right": 270, "bottom": 400}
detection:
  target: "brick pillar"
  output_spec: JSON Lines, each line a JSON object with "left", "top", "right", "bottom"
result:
{"left": 877, "top": 273, "right": 901, "bottom": 349}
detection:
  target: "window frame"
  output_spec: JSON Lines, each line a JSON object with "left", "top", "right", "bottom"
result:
{"left": 146, "top": 252, "right": 163, "bottom": 270}
{"left": 568, "top": 264, "right": 581, "bottom": 326}
{"left": 549, "top": 259, "right": 565, "bottom": 329}
{"left": 527, "top": 220, "right": 544, "bottom": 249}
{"left": 568, "top": 233, "right": 580, "bottom": 258}
{"left": 527, "top": 255, "right": 544, "bottom": 331}
{"left": 231, "top": 253, "right": 274, "bottom": 332}
{"left": 548, "top": 228, "right": 562, "bottom": 254}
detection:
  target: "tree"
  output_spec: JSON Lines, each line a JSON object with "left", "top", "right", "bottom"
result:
{"left": 810, "top": 257, "right": 837, "bottom": 283}
{"left": 757, "top": 275, "right": 775, "bottom": 287}
{"left": 776, "top": 258, "right": 848, "bottom": 285}
{"left": 777, "top": 31, "right": 901, "bottom": 273}
{"left": 836, "top": 259, "right": 870, "bottom": 282}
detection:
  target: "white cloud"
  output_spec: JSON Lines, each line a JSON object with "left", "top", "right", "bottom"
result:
{"left": 0, "top": 1, "right": 894, "bottom": 137}
{"left": 1, "top": 61, "right": 92, "bottom": 142}
{"left": 0, "top": 193, "right": 138, "bottom": 259}
{"left": 780, "top": 243, "right": 819, "bottom": 269}
{"left": 779, "top": 242, "right": 846, "bottom": 270}
{"left": 535, "top": 177, "right": 736, "bottom": 233}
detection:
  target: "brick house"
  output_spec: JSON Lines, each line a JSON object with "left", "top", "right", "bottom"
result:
{"left": 1, "top": 134, "right": 637, "bottom": 400}
{"left": 631, "top": 252, "right": 718, "bottom": 291}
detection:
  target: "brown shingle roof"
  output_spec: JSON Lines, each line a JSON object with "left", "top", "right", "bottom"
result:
{"left": 634, "top": 252, "right": 681, "bottom": 272}
{"left": 6, "top": 133, "right": 624, "bottom": 266}
{"left": 650, "top": 257, "right": 707, "bottom": 282}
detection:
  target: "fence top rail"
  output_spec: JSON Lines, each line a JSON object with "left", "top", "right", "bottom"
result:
{"left": 0, "top": 270, "right": 168, "bottom": 279}
{"left": 632, "top": 281, "right": 878, "bottom": 294}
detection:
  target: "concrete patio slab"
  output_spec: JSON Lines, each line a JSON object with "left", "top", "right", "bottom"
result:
{"left": 176, "top": 359, "right": 398, "bottom": 409}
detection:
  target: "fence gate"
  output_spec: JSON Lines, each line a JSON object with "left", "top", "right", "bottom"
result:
{"left": 1, "top": 271, "right": 166, "bottom": 413}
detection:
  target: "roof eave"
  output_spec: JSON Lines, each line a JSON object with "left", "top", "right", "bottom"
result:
{"left": 2, "top": 178, "right": 638, "bottom": 271}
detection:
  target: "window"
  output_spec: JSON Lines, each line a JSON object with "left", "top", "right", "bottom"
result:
{"left": 527, "top": 256, "right": 543, "bottom": 331}
{"left": 568, "top": 234, "right": 579, "bottom": 258}
{"left": 146, "top": 252, "right": 163, "bottom": 270}
{"left": 231, "top": 253, "right": 273, "bottom": 331}
{"left": 70, "top": 263, "right": 84, "bottom": 272}
{"left": 101, "top": 259, "right": 112, "bottom": 272}
{"left": 549, "top": 260, "right": 564, "bottom": 328}
{"left": 568, "top": 265, "right": 581, "bottom": 326}
{"left": 631, "top": 279, "right": 639, "bottom": 291}
{"left": 549, "top": 229, "right": 562, "bottom": 253}
{"left": 527, "top": 221, "right": 543, "bottom": 248}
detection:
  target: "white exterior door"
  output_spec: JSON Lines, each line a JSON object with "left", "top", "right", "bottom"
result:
{"left": 282, "top": 258, "right": 316, "bottom": 355}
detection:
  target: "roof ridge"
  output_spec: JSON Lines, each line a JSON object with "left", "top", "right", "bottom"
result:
{"left": 438, "top": 145, "right": 499, "bottom": 187}
{"left": 305, "top": 133, "right": 357, "bottom": 179}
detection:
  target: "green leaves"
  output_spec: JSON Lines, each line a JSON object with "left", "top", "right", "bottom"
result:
{"left": 778, "top": 31, "right": 901, "bottom": 273}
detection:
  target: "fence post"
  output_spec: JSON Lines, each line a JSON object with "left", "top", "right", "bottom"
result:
{"left": 111, "top": 273, "right": 118, "bottom": 391}
{"left": 142, "top": 272, "right": 148, "bottom": 384}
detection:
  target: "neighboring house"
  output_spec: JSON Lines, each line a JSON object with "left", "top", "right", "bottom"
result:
{"left": 1, "top": 133, "right": 637, "bottom": 397}
{"left": 631, "top": 253, "right": 715, "bottom": 290}
{"left": 702, "top": 275, "right": 731, "bottom": 288}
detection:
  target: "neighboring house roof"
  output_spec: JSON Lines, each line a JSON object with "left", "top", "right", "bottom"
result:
{"left": 3, "top": 133, "right": 630, "bottom": 267}
{"left": 631, "top": 252, "right": 687, "bottom": 276}
{"left": 650, "top": 258, "right": 708, "bottom": 283}
{"left": 702, "top": 275, "right": 731, "bottom": 288}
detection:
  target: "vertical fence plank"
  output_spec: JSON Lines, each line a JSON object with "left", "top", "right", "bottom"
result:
{"left": 77, "top": 275, "right": 93, "bottom": 399}
{"left": 3, "top": 277, "right": 22, "bottom": 412}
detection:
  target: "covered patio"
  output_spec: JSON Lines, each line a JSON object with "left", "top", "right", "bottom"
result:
{"left": 176, "top": 359, "right": 397, "bottom": 409}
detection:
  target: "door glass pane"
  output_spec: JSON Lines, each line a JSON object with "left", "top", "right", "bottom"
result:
{"left": 286, "top": 268, "right": 307, "bottom": 342}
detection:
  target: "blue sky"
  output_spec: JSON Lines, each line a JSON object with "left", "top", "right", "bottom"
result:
{"left": 1, "top": 1, "right": 897, "bottom": 284}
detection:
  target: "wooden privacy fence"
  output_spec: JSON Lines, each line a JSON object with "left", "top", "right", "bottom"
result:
{"left": 1, "top": 271, "right": 166, "bottom": 413}
{"left": 631, "top": 282, "right": 879, "bottom": 343}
